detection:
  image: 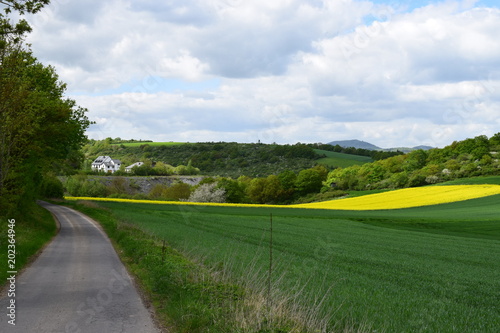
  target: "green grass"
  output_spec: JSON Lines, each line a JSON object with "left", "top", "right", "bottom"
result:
{"left": 314, "top": 149, "right": 373, "bottom": 167}
{"left": 67, "top": 201, "right": 326, "bottom": 332}
{"left": 438, "top": 175, "right": 500, "bottom": 185}
{"left": 114, "top": 141, "right": 185, "bottom": 147}
{"left": 0, "top": 203, "right": 58, "bottom": 285}
{"left": 77, "top": 197, "right": 500, "bottom": 332}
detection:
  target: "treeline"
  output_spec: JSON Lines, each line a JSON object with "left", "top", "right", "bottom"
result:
{"left": 0, "top": 1, "right": 90, "bottom": 215}
{"left": 326, "top": 134, "right": 500, "bottom": 190}
{"left": 309, "top": 143, "right": 404, "bottom": 161}
{"left": 82, "top": 141, "right": 323, "bottom": 177}
{"left": 105, "top": 138, "right": 153, "bottom": 144}
{"left": 63, "top": 165, "right": 346, "bottom": 205}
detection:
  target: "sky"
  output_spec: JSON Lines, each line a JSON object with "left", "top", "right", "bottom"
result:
{"left": 23, "top": 0, "right": 500, "bottom": 148}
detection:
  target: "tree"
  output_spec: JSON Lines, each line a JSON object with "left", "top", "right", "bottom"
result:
{"left": 1, "top": 1, "right": 49, "bottom": 48}
{"left": 1, "top": 3, "right": 91, "bottom": 213}
{"left": 490, "top": 132, "right": 500, "bottom": 149}
{"left": 217, "top": 178, "right": 247, "bottom": 203}
{"left": 246, "top": 178, "right": 267, "bottom": 204}
{"left": 278, "top": 170, "right": 296, "bottom": 202}
{"left": 403, "top": 150, "right": 428, "bottom": 172}
{"left": 187, "top": 183, "right": 225, "bottom": 203}
{"left": 295, "top": 169, "right": 323, "bottom": 195}
{"left": 261, "top": 175, "right": 283, "bottom": 204}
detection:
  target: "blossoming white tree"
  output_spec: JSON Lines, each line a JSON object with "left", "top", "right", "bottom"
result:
{"left": 187, "top": 183, "right": 226, "bottom": 203}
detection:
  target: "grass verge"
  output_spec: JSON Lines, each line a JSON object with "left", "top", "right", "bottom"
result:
{"left": 0, "top": 202, "right": 58, "bottom": 286}
{"left": 64, "top": 200, "right": 339, "bottom": 333}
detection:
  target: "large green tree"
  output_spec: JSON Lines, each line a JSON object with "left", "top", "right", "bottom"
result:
{"left": 1, "top": 0, "right": 92, "bottom": 214}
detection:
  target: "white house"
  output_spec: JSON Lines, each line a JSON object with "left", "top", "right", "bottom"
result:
{"left": 125, "top": 162, "right": 144, "bottom": 173}
{"left": 91, "top": 156, "right": 122, "bottom": 173}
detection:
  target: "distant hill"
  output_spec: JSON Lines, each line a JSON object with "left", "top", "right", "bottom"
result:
{"left": 413, "top": 145, "right": 435, "bottom": 151}
{"left": 328, "top": 140, "right": 381, "bottom": 150}
{"left": 328, "top": 139, "right": 434, "bottom": 152}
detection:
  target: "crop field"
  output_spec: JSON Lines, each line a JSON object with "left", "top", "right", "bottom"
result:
{"left": 314, "top": 149, "right": 373, "bottom": 167}
{"left": 78, "top": 186, "right": 500, "bottom": 332}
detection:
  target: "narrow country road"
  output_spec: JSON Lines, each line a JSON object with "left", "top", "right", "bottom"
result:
{"left": 0, "top": 201, "right": 160, "bottom": 333}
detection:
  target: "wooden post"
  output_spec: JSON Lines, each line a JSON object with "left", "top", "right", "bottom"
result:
{"left": 162, "top": 239, "right": 166, "bottom": 263}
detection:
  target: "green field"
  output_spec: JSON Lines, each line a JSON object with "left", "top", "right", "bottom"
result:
{"left": 114, "top": 141, "right": 185, "bottom": 147}
{"left": 439, "top": 175, "right": 500, "bottom": 185}
{"left": 91, "top": 195, "right": 500, "bottom": 332}
{"left": 314, "top": 149, "right": 373, "bottom": 167}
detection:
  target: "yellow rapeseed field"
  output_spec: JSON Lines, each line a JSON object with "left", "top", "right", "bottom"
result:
{"left": 66, "top": 185, "right": 500, "bottom": 211}
{"left": 294, "top": 185, "right": 500, "bottom": 210}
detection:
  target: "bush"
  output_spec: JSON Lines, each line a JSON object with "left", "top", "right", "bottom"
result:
{"left": 163, "top": 183, "right": 191, "bottom": 200}
{"left": 40, "top": 176, "right": 64, "bottom": 199}
{"left": 64, "top": 175, "right": 107, "bottom": 197}
{"left": 149, "top": 184, "right": 168, "bottom": 199}
{"left": 81, "top": 180, "right": 107, "bottom": 197}
{"left": 407, "top": 173, "right": 426, "bottom": 187}
{"left": 107, "top": 177, "right": 129, "bottom": 195}
{"left": 187, "top": 183, "right": 225, "bottom": 203}
{"left": 65, "top": 176, "right": 83, "bottom": 196}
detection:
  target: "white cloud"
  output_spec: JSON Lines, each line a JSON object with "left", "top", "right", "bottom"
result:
{"left": 24, "top": 0, "right": 500, "bottom": 148}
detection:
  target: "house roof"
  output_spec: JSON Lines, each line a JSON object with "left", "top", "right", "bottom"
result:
{"left": 92, "top": 156, "right": 121, "bottom": 166}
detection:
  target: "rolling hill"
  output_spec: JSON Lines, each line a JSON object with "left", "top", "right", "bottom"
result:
{"left": 328, "top": 139, "right": 434, "bottom": 152}
{"left": 328, "top": 139, "right": 381, "bottom": 150}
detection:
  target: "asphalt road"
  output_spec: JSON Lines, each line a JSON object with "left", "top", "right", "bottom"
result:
{"left": 0, "top": 201, "right": 160, "bottom": 333}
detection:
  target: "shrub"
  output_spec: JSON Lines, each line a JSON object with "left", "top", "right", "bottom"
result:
{"left": 107, "top": 177, "right": 129, "bottom": 195}
{"left": 187, "top": 183, "right": 226, "bottom": 203}
{"left": 165, "top": 182, "right": 191, "bottom": 200}
{"left": 407, "top": 173, "right": 426, "bottom": 187}
{"left": 81, "top": 180, "right": 107, "bottom": 197}
{"left": 65, "top": 176, "right": 83, "bottom": 196}
{"left": 64, "top": 175, "right": 107, "bottom": 197}
{"left": 40, "top": 176, "right": 64, "bottom": 199}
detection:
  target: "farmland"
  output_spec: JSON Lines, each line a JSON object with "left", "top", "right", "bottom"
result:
{"left": 67, "top": 184, "right": 500, "bottom": 210}
{"left": 314, "top": 149, "right": 373, "bottom": 168}
{"left": 74, "top": 186, "right": 500, "bottom": 332}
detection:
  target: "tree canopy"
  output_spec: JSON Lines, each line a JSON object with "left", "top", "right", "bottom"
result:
{"left": 1, "top": 0, "right": 92, "bottom": 215}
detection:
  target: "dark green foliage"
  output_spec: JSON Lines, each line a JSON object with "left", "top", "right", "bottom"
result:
{"left": 64, "top": 175, "right": 107, "bottom": 197}
{"left": 1, "top": 4, "right": 91, "bottom": 214}
{"left": 295, "top": 169, "right": 323, "bottom": 195}
{"left": 40, "top": 175, "right": 64, "bottom": 199}
{"left": 216, "top": 178, "right": 247, "bottom": 203}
